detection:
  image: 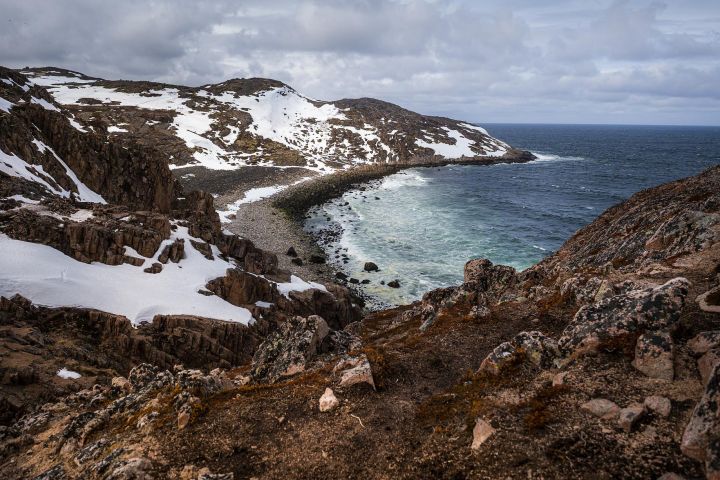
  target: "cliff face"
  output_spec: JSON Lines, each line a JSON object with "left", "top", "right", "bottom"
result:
{"left": 0, "top": 67, "right": 178, "bottom": 212}
{"left": 17, "top": 67, "right": 523, "bottom": 173}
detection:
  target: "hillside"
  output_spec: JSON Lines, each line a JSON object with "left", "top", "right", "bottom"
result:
{"left": 19, "top": 67, "right": 523, "bottom": 173}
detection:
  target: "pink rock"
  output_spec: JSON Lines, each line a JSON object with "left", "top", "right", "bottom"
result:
{"left": 319, "top": 388, "right": 339, "bottom": 412}
{"left": 471, "top": 418, "right": 496, "bottom": 450}
{"left": 644, "top": 395, "right": 672, "bottom": 418}
{"left": 618, "top": 403, "right": 646, "bottom": 432}
{"left": 632, "top": 332, "right": 674, "bottom": 381}
{"left": 581, "top": 399, "right": 620, "bottom": 420}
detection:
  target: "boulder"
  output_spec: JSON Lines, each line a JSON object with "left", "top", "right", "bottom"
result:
{"left": 644, "top": 395, "right": 672, "bottom": 418}
{"left": 463, "top": 258, "right": 518, "bottom": 301}
{"left": 618, "top": 403, "right": 646, "bottom": 432}
{"left": 632, "top": 332, "right": 674, "bottom": 380}
{"left": 286, "top": 247, "right": 297, "bottom": 257}
{"left": 581, "top": 398, "right": 620, "bottom": 420}
{"left": 206, "top": 268, "right": 278, "bottom": 306}
{"left": 681, "top": 362, "right": 720, "bottom": 461}
{"left": 478, "top": 331, "right": 559, "bottom": 375}
{"left": 699, "top": 349, "right": 720, "bottom": 386}
{"left": 689, "top": 331, "right": 720, "bottom": 355}
{"left": 387, "top": 280, "right": 400, "bottom": 288}
{"left": 558, "top": 278, "right": 689, "bottom": 359}
{"left": 251, "top": 316, "right": 330, "bottom": 383}
{"left": 143, "top": 262, "right": 162, "bottom": 274}
{"left": 363, "top": 262, "right": 379, "bottom": 272}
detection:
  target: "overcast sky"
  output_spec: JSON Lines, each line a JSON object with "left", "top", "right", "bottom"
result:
{"left": 1, "top": 0, "right": 718, "bottom": 125}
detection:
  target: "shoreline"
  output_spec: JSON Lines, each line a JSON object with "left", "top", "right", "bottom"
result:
{"left": 237, "top": 150, "right": 537, "bottom": 307}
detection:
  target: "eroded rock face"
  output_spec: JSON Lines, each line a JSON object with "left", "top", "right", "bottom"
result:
{"left": 558, "top": 278, "right": 689, "bottom": 359}
{"left": 251, "top": 315, "right": 330, "bottom": 383}
{"left": 463, "top": 259, "right": 519, "bottom": 301}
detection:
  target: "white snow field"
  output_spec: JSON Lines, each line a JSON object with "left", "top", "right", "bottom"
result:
{"left": 0, "top": 225, "right": 332, "bottom": 326}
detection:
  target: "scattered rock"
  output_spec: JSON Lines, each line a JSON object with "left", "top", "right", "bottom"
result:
{"left": 478, "top": 331, "right": 559, "bottom": 375}
{"left": 337, "top": 355, "right": 375, "bottom": 390}
{"left": 363, "top": 261, "right": 378, "bottom": 272}
{"left": 319, "top": 388, "right": 339, "bottom": 412}
{"left": 286, "top": 246, "right": 297, "bottom": 257}
{"left": 251, "top": 315, "right": 330, "bottom": 383}
{"left": 699, "top": 349, "right": 720, "bottom": 386}
{"left": 143, "top": 262, "right": 163, "bottom": 274}
{"left": 111, "top": 377, "right": 131, "bottom": 394}
{"left": 309, "top": 254, "right": 326, "bottom": 264}
{"left": 387, "top": 280, "right": 400, "bottom": 288}
{"left": 291, "top": 258, "right": 303, "bottom": 266}
{"left": 682, "top": 362, "right": 720, "bottom": 461}
{"left": 471, "top": 418, "right": 495, "bottom": 450}
{"left": 177, "top": 410, "right": 191, "bottom": 430}
{"left": 581, "top": 398, "right": 620, "bottom": 420}
{"left": 552, "top": 372, "right": 568, "bottom": 387}
{"left": 689, "top": 331, "right": 720, "bottom": 355}
{"left": 644, "top": 395, "right": 672, "bottom": 418}
{"left": 632, "top": 331, "right": 674, "bottom": 380}
{"left": 618, "top": 403, "right": 645, "bottom": 432}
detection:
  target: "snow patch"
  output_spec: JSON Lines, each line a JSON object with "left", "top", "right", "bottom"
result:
{"left": 0, "top": 228, "right": 254, "bottom": 325}
{"left": 0, "top": 96, "right": 13, "bottom": 113}
{"left": 57, "top": 368, "right": 81, "bottom": 379}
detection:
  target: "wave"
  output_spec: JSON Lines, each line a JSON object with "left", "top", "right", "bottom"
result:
{"left": 529, "top": 152, "right": 585, "bottom": 163}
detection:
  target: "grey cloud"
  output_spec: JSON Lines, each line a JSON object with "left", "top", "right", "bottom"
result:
{"left": 0, "top": 0, "right": 717, "bottom": 125}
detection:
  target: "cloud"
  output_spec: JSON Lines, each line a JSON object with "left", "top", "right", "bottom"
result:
{"left": 0, "top": 0, "right": 717, "bottom": 124}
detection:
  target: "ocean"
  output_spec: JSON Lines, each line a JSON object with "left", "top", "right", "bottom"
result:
{"left": 304, "top": 124, "right": 720, "bottom": 307}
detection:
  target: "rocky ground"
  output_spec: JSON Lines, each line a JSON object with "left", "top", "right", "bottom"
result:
{"left": 1, "top": 164, "right": 719, "bottom": 478}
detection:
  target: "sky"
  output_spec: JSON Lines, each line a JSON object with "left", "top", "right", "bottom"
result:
{"left": 0, "top": 0, "right": 718, "bottom": 125}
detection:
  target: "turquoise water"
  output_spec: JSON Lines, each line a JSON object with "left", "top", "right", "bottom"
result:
{"left": 305, "top": 124, "right": 720, "bottom": 307}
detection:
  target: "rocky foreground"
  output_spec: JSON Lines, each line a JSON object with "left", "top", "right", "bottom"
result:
{"left": 1, "top": 64, "right": 720, "bottom": 479}
{"left": 1, "top": 155, "right": 719, "bottom": 479}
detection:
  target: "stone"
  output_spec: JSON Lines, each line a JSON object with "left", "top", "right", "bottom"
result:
{"left": 291, "top": 258, "right": 303, "bottom": 266}
{"left": 581, "top": 398, "right": 620, "bottom": 420}
{"left": 463, "top": 258, "right": 519, "bottom": 301}
{"left": 618, "top": 403, "right": 646, "bottom": 432}
{"left": 286, "top": 246, "right": 297, "bottom": 257}
{"left": 338, "top": 355, "right": 375, "bottom": 390}
{"left": 107, "top": 457, "right": 153, "bottom": 479}
{"left": 632, "top": 332, "right": 674, "bottom": 381}
{"left": 143, "top": 262, "right": 162, "bottom": 274}
{"left": 177, "top": 410, "right": 190, "bottom": 430}
{"left": 478, "top": 331, "right": 559, "bottom": 375}
{"left": 699, "top": 349, "right": 720, "bottom": 386}
{"left": 309, "top": 254, "right": 326, "bottom": 264}
{"left": 363, "top": 261, "right": 379, "bottom": 272}
{"left": 689, "top": 331, "right": 720, "bottom": 355}
{"left": 644, "top": 395, "right": 672, "bottom": 418}
{"left": 552, "top": 372, "right": 568, "bottom": 387}
{"left": 471, "top": 418, "right": 496, "bottom": 450}
{"left": 251, "top": 315, "right": 330, "bottom": 383}
{"left": 697, "top": 287, "right": 720, "bottom": 314}
{"left": 319, "top": 388, "right": 339, "bottom": 412}
{"left": 682, "top": 362, "right": 720, "bottom": 461}
{"left": 387, "top": 280, "right": 400, "bottom": 288}
{"left": 558, "top": 278, "right": 689, "bottom": 359}
{"left": 111, "top": 376, "right": 132, "bottom": 394}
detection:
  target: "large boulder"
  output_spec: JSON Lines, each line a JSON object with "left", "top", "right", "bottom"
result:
{"left": 558, "top": 278, "right": 689, "bottom": 359}
{"left": 251, "top": 315, "right": 330, "bottom": 383}
{"left": 206, "top": 268, "right": 279, "bottom": 306}
{"left": 632, "top": 331, "right": 674, "bottom": 381}
{"left": 463, "top": 258, "right": 519, "bottom": 301}
{"left": 478, "top": 331, "right": 559, "bottom": 375}
{"left": 682, "top": 363, "right": 720, "bottom": 462}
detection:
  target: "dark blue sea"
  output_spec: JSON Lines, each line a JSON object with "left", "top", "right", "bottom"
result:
{"left": 305, "top": 124, "right": 720, "bottom": 306}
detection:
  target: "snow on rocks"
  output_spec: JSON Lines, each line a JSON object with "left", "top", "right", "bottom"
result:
{"left": 0, "top": 95, "right": 13, "bottom": 113}
{"left": 0, "top": 227, "right": 254, "bottom": 325}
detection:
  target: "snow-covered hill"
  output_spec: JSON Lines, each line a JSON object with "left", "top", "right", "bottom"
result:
{"left": 20, "top": 68, "right": 515, "bottom": 173}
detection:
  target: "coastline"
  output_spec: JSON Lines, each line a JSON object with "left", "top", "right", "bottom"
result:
{"left": 216, "top": 150, "right": 537, "bottom": 307}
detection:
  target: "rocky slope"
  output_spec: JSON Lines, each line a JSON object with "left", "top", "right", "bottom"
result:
{"left": 1, "top": 143, "right": 718, "bottom": 479}
{"left": 18, "top": 67, "right": 527, "bottom": 174}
